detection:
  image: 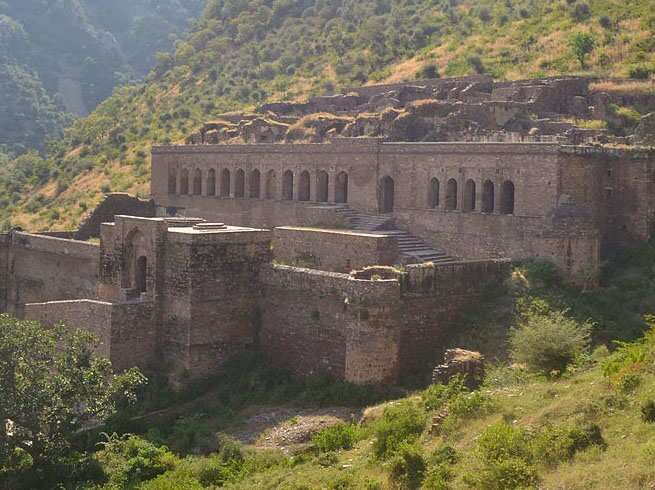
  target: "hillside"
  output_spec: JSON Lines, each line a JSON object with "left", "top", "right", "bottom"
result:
{"left": 0, "top": 0, "right": 205, "bottom": 153}
{"left": 0, "top": 0, "right": 654, "bottom": 231}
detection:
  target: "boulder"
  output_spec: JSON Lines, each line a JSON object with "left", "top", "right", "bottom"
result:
{"left": 432, "top": 348, "right": 485, "bottom": 388}
{"left": 635, "top": 112, "right": 655, "bottom": 145}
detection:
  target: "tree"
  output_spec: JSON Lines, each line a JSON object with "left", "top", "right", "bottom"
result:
{"left": 0, "top": 315, "right": 146, "bottom": 488}
{"left": 570, "top": 32, "right": 596, "bottom": 69}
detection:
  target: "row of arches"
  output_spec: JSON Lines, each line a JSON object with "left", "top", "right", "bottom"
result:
{"left": 169, "top": 167, "right": 349, "bottom": 203}
{"left": 378, "top": 176, "right": 515, "bottom": 214}
{"left": 425, "top": 178, "right": 515, "bottom": 214}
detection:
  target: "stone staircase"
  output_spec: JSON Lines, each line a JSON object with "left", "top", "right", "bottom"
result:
{"left": 334, "top": 206, "right": 456, "bottom": 265}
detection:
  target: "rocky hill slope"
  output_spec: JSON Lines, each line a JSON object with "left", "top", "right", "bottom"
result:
{"left": 0, "top": 0, "right": 653, "bottom": 231}
{"left": 0, "top": 0, "right": 205, "bottom": 153}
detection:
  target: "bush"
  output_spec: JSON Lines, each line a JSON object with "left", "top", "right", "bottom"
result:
{"left": 641, "top": 400, "right": 655, "bottom": 422}
{"left": 96, "top": 434, "right": 179, "bottom": 488}
{"left": 571, "top": 2, "right": 591, "bottom": 21}
{"left": 531, "top": 424, "right": 605, "bottom": 466}
{"left": 387, "top": 444, "right": 426, "bottom": 490}
{"left": 468, "top": 457, "right": 539, "bottom": 490}
{"left": 168, "top": 416, "right": 218, "bottom": 454}
{"left": 372, "top": 402, "right": 427, "bottom": 459}
{"left": 477, "top": 422, "right": 531, "bottom": 464}
{"left": 417, "top": 62, "right": 439, "bottom": 79}
{"left": 467, "top": 423, "right": 539, "bottom": 489}
{"left": 312, "top": 424, "right": 359, "bottom": 453}
{"left": 421, "top": 376, "right": 467, "bottom": 411}
{"left": 629, "top": 65, "right": 654, "bottom": 80}
{"left": 510, "top": 310, "right": 592, "bottom": 376}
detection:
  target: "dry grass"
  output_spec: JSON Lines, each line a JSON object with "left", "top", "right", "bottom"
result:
{"left": 591, "top": 80, "right": 655, "bottom": 96}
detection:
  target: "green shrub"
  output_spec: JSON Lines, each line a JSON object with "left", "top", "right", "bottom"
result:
{"left": 168, "top": 416, "right": 218, "bottom": 455}
{"left": 531, "top": 424, "right": 605, "bottom": 466}
{"left": 510, "top": 310, "right": 592, "bottom": 376}
{"left": 387, "top": 444, "right": 426, "bottom": 490}
{"left": 477, "top": 422, "right": 531, "bottom": 464}
{"left": 421, "top": 376, "right": 467, "bottom": 411}
{"left": 466, "top": 457, "right": 539, "bottom": 490}
{"left": 641, "top": 400, "right": 655, "bottom": 422}
{"left": 372, "top": 402, "right": 427, "bottom": 459}
{"left": 96, "top": 434, "right": 179, "bottom": 488}
{"left": 629, "top": 65, "right": 654, "bottom": 80}
{"left": 312, "top": 424, "right": 359, "bottom": 453}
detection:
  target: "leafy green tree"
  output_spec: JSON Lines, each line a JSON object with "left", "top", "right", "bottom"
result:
{"left": 0, "top": 315, "right": 146, "bottom": 488}
{"left": 570, "top": 32, "right": 596, "bottom": 68}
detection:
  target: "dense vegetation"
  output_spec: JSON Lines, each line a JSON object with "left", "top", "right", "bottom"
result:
{"left": 0, "top": 0, "right": 653, "bottom": 232}
{"left": 4, "top": 240, "right": 655, "bottom": 488}
{"left": 0, "top": 0, "right": 205, "bottom": 153}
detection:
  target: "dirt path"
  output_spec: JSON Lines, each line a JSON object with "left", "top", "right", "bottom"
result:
{"left": 227, "top": 405, "right": 362, "bottom": 454}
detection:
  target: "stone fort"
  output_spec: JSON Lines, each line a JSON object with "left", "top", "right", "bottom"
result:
{"left": 0, "top": 76, "right": 654, "bottom": 385}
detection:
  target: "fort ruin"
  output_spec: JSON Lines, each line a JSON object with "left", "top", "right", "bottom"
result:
{"left": 1, "top": 76, "right": 654, "bottom": 386}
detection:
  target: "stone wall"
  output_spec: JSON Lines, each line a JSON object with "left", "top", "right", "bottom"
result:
{"left": 76, "top": 193, "right": 156, "bottom": 240}
{"left": 260, "top": 265, "right": 401, "bottom": 384}
{"left": 161, "top": 226, "right": 273, "bottom": 380}
{"left": 398, "top": 259, "right": 511, "bottom": 379}
{"left": 273, "top": 227, "right": 398, "bottom": 272}
{"left": 147, "top": 141, "right": 655, "bottom": 278}
{"left": 24, "top": 299, "right": 157, "bottom": 372}
{"left": 2, "top": 232, "right": 99, "bottom": 317}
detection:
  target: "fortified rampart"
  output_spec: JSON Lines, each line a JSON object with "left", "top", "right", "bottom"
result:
{"left": 0, "top": 231, "right": 98, "bottom": 317}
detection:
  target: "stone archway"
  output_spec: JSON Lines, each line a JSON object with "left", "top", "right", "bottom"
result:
{"left": 380, "top": 176, "right": 395, "bottom": 214}
{"left": 335, "top": 171, "right": 348, "bottom": 204}
{"left": 123, "top": 229, "right": 148, "bottom": 292}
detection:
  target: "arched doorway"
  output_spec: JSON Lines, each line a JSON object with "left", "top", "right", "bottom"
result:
{"left": 282, "top": 170, "right": 294, "bottom": 200}
{"left": 168, "top": 167, "right": 177, "bottom": 194}
{"left": 335, "top": 171, "right": 348, "bottom": 203}
{"left": 193, "top": 169, "right": 202, "bottom": 195}
{"left": 500, "top": 180, "right": 515, "bottom": 214}
{"left": 299, "top": 171, "right": 311, "bottom": 201}
{"left": 135, "top": 256, "right": 147, "bottom": 293}
{"left": 265, "top": 170, "right": 277, "bottom": 199}
{"left": 428, "top": 178, "right": 439, "bottom": 208}
{"left": 463, "top": 179, "right": 476, "bottom": 212}
{"left": 124, "top": 229, "right": 148, "bottom": 293}
{"left": 249, "top": 169, "right": 261, "bottom": 198}
{"left": 207, "top": 169, "right": 216, "bottom": 196}
{"left": 180, "top": 169, "right": 189, "bottom": 195}
{"left": 445, "top": 178, "right": 458, "bottom": 211}
{"left": 220, "top": 169, "right": 230, "bottom": 197}
{"left": 316, "top": 171, "right": 329, "bottom": 202}
{"left": 481, "top": 180, "right": 494, "bottom": 213}
{"left": 380, "top": 176, "right": 395, "bottom": 214}
{"left": 235, "top": 169, "right": 245, "bottom": 198}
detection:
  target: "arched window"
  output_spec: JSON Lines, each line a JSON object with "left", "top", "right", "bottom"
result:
{"left": 380, "top": 176, "right": 395, "bottom": 213}
{"left": 193, "top": 169, "right": 202, "bottom": 195}
{"left": 316, "top": 171, "right": 329, "bottom": 202}
{"left": 265, "top": 170, "right": 277, "bottom": 199}
{"left": 500, "top": 180, "right": 515, "bottom": 215}
{"left": 463, "top": 179, "right": 476, "bottom": 212}
{"left": 207, "top": 169, "right": 216, "bottom": 196}
{"left": 249, "top": 169, "right": 261, "bottom": 198}
{"left": 220, "top": 169, "right": 230, "bottom": 197}
{"left": 445, "top": 178, "right": 458, "bottom": 211}
{"left": 428, "top": 178, "right": 439, "bottom": 209}
{"left": 235, "top": 169, "right": 245, "bottom": 198}
{"left": 481, "top": 180, "right": 494, "bottom": 213}
{"left": 299, "top": 170, "right": 311, "bottom": 201}
{"left": 335, "top": 171, "right": 348, "bottom": 203}
{"left": 282, "top": 170, "right": 294, "bottom": 200}
{"left": 168, "top": 167, "right": 177, "bottom": 194}
{"left": 180, "top": 169, "right": 189, "bottom": 195}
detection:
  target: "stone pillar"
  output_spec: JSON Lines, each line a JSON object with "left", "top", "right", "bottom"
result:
{"left": 328, "top": 171, "right": 337, "bottom": 204}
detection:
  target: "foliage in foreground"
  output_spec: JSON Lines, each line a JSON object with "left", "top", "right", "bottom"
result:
{"left": 0, "top": 315, "right": 146, "bottom": 489}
